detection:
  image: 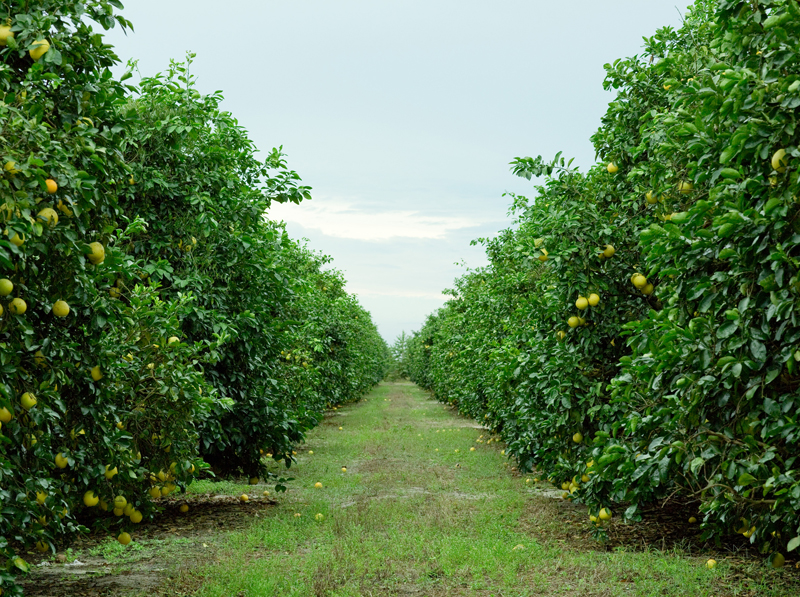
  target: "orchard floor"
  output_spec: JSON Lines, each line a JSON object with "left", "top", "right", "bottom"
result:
{"left": 22, "top": 382, "right": 800, "bottom": 597}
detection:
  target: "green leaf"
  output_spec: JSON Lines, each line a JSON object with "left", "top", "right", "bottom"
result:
{"left": 750, "top": 340, "right": 767, "bottom": 362}
{"left": 737, "top": 473, "right": 756, "bottom": 486}
{"left": 690, "top": 457, "right": 705, "bottom": 474}
{"left": 13, "top": 557, "right": 29, "bottom": 572}
{"left": 788, "top": 536, "right": 800, "bottom": 552}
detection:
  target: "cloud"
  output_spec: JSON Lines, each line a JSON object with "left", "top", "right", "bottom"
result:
{"left": 348, "top": 288, "right": 449, "bottom": 300}
{"left": 267, "top": 198, "right": 481, "bottom": 241}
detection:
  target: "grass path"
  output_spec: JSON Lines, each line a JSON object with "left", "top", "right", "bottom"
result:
{"left": 175, "top": 382, "right": 790, "bottom": 597}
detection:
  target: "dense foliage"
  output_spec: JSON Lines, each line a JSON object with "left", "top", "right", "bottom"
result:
{"left": 0, "top": 2, "right": 387, "bottom": 594}
{"left": 408, "top": 0, "right": 800, "bottom": 565}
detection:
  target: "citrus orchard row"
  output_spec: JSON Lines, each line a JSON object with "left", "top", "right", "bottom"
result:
{"left": 406, "top": 0, "right": 800, "bottom": 570}
{"left": 0, "top": 2, "right": 389, "bottom": 595}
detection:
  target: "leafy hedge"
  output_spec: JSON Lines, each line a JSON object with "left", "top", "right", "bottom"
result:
{"left": 408, "top": 0, "right": 800, "bottom": 566}
{"left": 0, "top": 2, "right": 388, "bottom": 594}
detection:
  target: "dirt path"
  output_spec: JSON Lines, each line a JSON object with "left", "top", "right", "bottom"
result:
{"left": 20, "top": 382, "right": 798, "bottom": 596}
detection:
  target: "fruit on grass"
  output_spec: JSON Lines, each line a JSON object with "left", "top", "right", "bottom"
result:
{"left": 249, "top": 477, "right": 258, "bottom": 485}
{"left": 588, "top": 293, "right": 600, "bottom": 306}
{"left": 575, "top": 296, "right": 588, "bottom": 310}
{"left": 689, "top": 516, "right": 697, "bottom": 524}
{"left": 9, "top": 298, "right": 27, "bottom": 314}
{"left": 29, "top": 39, "right": 50, "bottom": 60}
{"left": 45, "top": 179, "right": 58, "bottom": 194}
{"left": 83, "top": 491, "right": 99, "bottom": 507}
{"left": 706, "top": 559, "right": 717, "bottom": 569}
{"left": 240, "top": 494, "right": 249, "bottom": 502}
{"left": 772, "top": 148, "right": 788, "bottom": 173}
{"left": 20, "top": 392, "right": 36, "bottom": 410}
{"left": 118, "top": 532, "right": 131, "bottom": 546}
{"left": 52, "top": 300, "right": 70, "bottom": 317}
{"left": 315, "top": 513, "right": 324, "bottom": 521}
{"left": 180, "top": 504, "right": 189, "bottom": 513}
{"left": 87, "top": 242, "right": 105, "bottom": 265}
{"left": 341, "top": 467, "right": 347, "bottom": 472}
{"left": 0, "top": 278, "right": 12, "bottom": 296}
{"left": 772, "top": 553, "right": 785, "bottom": 568}
{"left": 314, "top": 482, "right": 323, "bottom": 488}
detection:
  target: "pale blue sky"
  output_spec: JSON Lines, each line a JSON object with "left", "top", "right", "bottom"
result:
{"left": 104, "top": 1, "right": 684, "bottom": 342}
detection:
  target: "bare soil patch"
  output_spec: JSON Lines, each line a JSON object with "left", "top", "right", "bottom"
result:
{"left": 20, "top": 495, "right": 276, "bottom": 597}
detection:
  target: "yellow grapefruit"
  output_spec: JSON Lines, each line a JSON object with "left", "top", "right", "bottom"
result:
{"left": 0, "top": 25, "right": 15, "bottom": 46}
{"left": 632, "top": 274, "right": 647, "bottom": 289}
{"left": 37, "top": 207, "right": 58, "bottom": 227}
{"left": 772, "top": 148, "right": 788, "bottom": 173}
{"left": 52, "top": 300, "right": 70, "bottom": 317}
{"left": 29, "top": 38, "right": 50, "bottom": 61}
{"left": 20, "top": 392, "right": 36, "bottom": 410}
{"left": 83, "top": 490, "right": 99, "bottom": 507}
{"left": 87, "top": 242, "right": 105, "bottom": 265}
{"left": 9, "top": 298, "right": 26, "bottom": 314}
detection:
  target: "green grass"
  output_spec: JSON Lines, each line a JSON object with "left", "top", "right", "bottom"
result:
{"left": 157, "top": 383, "right": 795, "bottom": 596}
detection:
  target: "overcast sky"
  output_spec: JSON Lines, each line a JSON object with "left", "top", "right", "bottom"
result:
{"left": 104, "top": 1, "right": 685, "bottom": 343}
